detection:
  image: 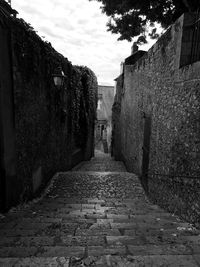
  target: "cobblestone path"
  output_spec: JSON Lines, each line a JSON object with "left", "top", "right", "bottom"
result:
{"left": 0, "top": 151, "right": 200, "bottom": 266}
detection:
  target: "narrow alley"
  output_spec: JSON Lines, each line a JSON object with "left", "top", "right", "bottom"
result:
{"left": 0, "top": 150, "right": 200, "bottom": 266}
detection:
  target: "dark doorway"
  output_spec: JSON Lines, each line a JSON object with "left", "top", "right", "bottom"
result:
{"left": 0, "top": 88, "right": 6, "bottom": 212}
{"left": 141, "top": 116, "right": 152, "bottom": 193}
{"left": 0, "top": 26, "right": 16, "bottom": 212}
{"left": 101, "top": 125, "right": 104, "bottom": 138}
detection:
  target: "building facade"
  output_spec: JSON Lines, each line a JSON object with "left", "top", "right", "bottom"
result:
{"left": 95, "top": 85, "right": 115, "bottom": 153}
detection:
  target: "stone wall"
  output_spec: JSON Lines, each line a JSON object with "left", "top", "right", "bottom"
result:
{"left": 96, "top": 85, "right": 115, "bottom": 152}
{"left": 113, "top": 13, "right": 200, "bottom": 227}
{"left": 0, "top": 4, "right": 97, "bottom": 212}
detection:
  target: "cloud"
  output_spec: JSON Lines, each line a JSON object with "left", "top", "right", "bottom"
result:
{"left": 38, "top": 26, "right": 62, "bottom": 39}
{"left": 18, "top": 4, "right": 41, "bottom": 16}
{"left": 12, "top": 0, "right": 153, "bottom": 85}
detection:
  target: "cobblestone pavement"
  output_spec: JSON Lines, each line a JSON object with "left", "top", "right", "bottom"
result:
{"left": 0, "top": 150, "right": 200, "bottom": 266}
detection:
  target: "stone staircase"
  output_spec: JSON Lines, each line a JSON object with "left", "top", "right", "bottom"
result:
{"left": 0, "top": 151, "right": 199, "bottom": 266}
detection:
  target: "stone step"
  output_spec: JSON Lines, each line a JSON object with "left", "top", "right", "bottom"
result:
{"left": 0, "top": 154, "right": 199, "bottom": 266}
{"left": 0, "top": 246, "right": 85, "bottom": 257}
{"left": 0, "top": 255, "right": 199, "bottom": 267}
{"left": 0, "top": 234, "right": 199, "bottom": 247}
{"left": 0, "top": 257, "right": 70, "bottom": 266}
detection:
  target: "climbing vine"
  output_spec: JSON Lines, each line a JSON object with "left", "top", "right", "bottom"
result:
{"left": 3, "top": 12, "right": 97, "bottom": 202}
{"left": 71, "top": 66, "right": 97, "bottom": 148}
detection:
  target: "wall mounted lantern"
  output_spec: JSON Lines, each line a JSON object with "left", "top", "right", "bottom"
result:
{"left": 52, "top": 66, "right": 66, "bottom": 89}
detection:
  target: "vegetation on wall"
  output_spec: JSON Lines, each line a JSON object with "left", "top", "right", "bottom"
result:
{"left": 4, "top": 13, "right": 98, "bottom": 203}
{"left": 71, "top": 66, "right": 98, "bottom": 149}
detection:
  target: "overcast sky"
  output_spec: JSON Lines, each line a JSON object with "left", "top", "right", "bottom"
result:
{"left": 12, "top": 0, "right": 152, "bottom": 86}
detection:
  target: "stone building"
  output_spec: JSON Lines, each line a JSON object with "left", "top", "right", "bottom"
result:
{"left": 112, "top": 12, "right": 200, "bottom": 226}
{"left": 95, "top": 85, "right": 115, "bottom": 153}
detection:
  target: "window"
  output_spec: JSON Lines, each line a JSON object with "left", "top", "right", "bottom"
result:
{"left": 180, "top": 11, "right": 200, "bottom": 67}
{"left": 97, "top": 94, "right": 103, "bottom": 110}
{"left": 97, "top": 99, "right": 102, "bottom": 110}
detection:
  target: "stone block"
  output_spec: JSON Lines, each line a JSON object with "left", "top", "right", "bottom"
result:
{"left": 88, "top": 246, "right": 126, "bottom": 256}
{"left": 127, "top": 244, "right": 192, "bottom": 255}
{"left": 0, "top": 247, "right": 38, "bottom": 257}
{"left": 107, "top": 236, "right": 147, "bottom": 246}
{"left": 75, "top": 229, "right": 121, "bottom": 236}
{"left": 110, "top": 222, "right": 137, "bottom": 229}
{"left": 36, "top": 246, "right": 85, "bottom": 257}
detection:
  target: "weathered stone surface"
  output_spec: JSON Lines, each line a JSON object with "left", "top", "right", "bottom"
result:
{"left": 127, "top": 244, "right": 192, "bottom": 255}
{"left": 112, "top": 12, "right": 200, "bottom": 227}
{"left": 0, "top": 257, "right": 70, "bottom": 267}
{"left": 0, "top": 152, "right": 199, "bottom": 266}
{"left": 68, "top": 255, "right": 199, "bottom": 267}
{"left": 87, "top": 246, "right": 126, "bottom": 257}
{"left": 75, "top": 229, "right": 121, "bottom": 236}
{"left": 35, "top": 246, "right": 85, "bottom": 257}
{"left": 0, "top": 247, "right": 38, "bottom": 257}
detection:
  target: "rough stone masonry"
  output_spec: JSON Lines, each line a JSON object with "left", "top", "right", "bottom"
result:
{"left": 112, "top": 12, "right": 200, "bottom": 227}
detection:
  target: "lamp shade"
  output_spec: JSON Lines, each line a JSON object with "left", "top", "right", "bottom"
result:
{"left": 53, "top": 76, "right": 63, "bottom": 87}
{"left": 52, "top": 67, "right": 66, "bottom": 88}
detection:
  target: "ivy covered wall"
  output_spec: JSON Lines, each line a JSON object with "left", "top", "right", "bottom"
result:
{"left": 0, "top": 6, "right": 97, "bottom": 211}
